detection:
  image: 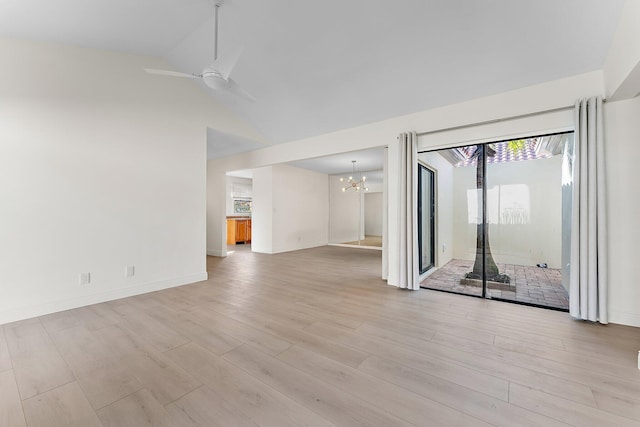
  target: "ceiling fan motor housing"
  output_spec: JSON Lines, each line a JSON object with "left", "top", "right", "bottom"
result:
{"left": 202, "top": 68, "right": 226, "bottom": 90}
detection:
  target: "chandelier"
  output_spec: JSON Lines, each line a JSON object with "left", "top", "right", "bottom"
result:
{"left": 340, "top": 161, "right": 369, "bottom": 192}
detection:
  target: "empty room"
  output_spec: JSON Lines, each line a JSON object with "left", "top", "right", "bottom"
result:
{"left": 1, "top": 1, "right": 640, "bottom": 426}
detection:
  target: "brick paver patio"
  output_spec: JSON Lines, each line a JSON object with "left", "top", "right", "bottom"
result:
{"left": 420, "top": 259, "right": 569, "bottom": 310}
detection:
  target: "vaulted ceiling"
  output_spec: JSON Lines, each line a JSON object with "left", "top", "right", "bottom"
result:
{"left": 0, "top": 0, "right": 625, "bottom": 146}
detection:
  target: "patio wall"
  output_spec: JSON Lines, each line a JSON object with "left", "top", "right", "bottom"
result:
{"left": 418, "top": 151, "right": 454, "bottom": 268}
{"left": 451, "top": 155, "right": 562, "bottom": 268}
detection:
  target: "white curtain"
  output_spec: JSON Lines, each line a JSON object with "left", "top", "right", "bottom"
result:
{"left": 397, "top": 132, "right": 419, "bottom": 290}
{"left": 570, "top": 97, "right": 607, "bottom": 323}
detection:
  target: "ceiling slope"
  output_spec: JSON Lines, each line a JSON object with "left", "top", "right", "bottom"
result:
{"left": 0, "top": 0, "right": 626, "bottom": 145}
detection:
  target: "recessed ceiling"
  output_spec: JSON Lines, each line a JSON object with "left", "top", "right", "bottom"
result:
{"left": 0, "top": 1, "right": 625, "bottom": 146}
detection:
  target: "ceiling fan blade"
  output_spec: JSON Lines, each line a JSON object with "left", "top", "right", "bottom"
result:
{"left": 144, "top": 68, "right": 200, "bottom": 79}
{"left": 212, "top": 48, "right": 242, "bottom": 80}
{"left": 225, "top": 78, "right": 256, "bottom": 102}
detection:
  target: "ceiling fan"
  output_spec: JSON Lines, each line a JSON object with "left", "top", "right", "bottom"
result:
{"left": 144, "top": 0, "right": 255, "bottom": 102}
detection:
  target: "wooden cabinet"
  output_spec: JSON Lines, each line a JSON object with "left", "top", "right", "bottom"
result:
{"left": 226, "top": 220, "right": 234, "bottom": 245}
{"left": 235, "top": 219, "right": 248, "bottom": 242}
{"left": 226, "top": 218, "right": 252, "bottom": 245}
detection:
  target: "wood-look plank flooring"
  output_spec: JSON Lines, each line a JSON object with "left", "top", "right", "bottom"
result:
{"left": 1, "top": 244, "right": 640, "bottom": 426}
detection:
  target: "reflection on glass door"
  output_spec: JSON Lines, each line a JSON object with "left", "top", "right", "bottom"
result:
{"left": 418, "top": 133, "right": 573, "bottom": 311}
{"left": 418, "top": 165, "right": 435, "bottom": 273}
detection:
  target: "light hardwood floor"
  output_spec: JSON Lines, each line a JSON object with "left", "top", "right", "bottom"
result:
{"left": 1, "top": 245, "right": 639, "bottom": 426}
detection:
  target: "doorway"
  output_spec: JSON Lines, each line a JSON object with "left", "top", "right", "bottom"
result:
{"left": 418, "top": 132, "right": 573, "bottom": 311}
{"left": 225, "top": 172, "right": 253, "bottom": 250}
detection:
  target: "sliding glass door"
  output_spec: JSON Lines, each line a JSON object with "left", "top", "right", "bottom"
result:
{"left": 418, "top": 133, "right": 573, "bottom": 311}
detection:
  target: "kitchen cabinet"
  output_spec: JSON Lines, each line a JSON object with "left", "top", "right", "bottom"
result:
{"left": 226, "top": 218, "right": 251, "bottom": 245}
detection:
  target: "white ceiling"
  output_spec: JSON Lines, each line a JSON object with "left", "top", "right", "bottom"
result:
{"left": 226, "top": 169, "right": 253, "bottom": 179}
{"left": 207, "top": 128, "right": 264, "bottom": 160}
{"left": 289, "top": 148, "right": 385, "bottom": 175}
{"left": 0, "top": 0, "right": 212, "bottom": 56}
{"left": 0, "top": 0, "right": 625, "bottom": 147}
{"left": 226, "top": 147, "right": 384, "bottom": 180}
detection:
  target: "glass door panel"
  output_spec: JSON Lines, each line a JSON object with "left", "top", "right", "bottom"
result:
{"left": 418, "top": 147, "right": 484, "bottom": 297}
{"left": 418, "top": 165, "right": 435, "bottom": 273}
{"left": 484, "top": 134, "right": 572, "bottom": 310}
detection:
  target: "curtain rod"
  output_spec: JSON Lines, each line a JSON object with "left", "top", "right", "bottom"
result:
{"left": 416, "top": 99, "right": 605, "bottom": 137}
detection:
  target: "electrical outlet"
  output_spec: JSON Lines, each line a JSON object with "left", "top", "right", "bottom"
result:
{"left": 126, "top": 266, "right": 135, "bottom": 277}
{"left": 79, "top": 272, "right": 91, "bottom": 285}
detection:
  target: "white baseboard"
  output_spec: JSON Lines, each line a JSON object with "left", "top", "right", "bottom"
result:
{"left": 609, "top": 308, "right": 640, "bottom": 328}
{"left": 328, "top": 243, "right": 382, "bottom": 251}
{"left": 0, "top": 272, "right": 208, "bottom": 326}
{"left": 206, "top": 248, "right": 227, "bottom": 257}
{"left": 272, "top": 241, "right": 329, "bottom": 254}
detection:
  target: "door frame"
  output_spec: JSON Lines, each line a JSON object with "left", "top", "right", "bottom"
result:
{"left": 418, "top": 163, "right": 436, "bottom": 274}
{"left": 417, "top": 131, "right": 573, "bottom": 312}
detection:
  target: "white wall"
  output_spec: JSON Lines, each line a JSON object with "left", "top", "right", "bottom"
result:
{"left": 250, "top": 167, "right": 273, "bottom": 254}
{"left": 207, "top": 71, "right": 603, "bottom": 284}
{"left": 364, "top": 193, "right": 383, "bottom": 236}
{"left": 604, "top": 96, "right": 640, "bottom": 327}
{"left": 2, "top": 34, "right": 637, "bottom": 327}
{"left": 364, "top": 180, "right": 384, "bottom": 193}
{"left": 329, "top": 175, "right": 364, "bottom": 243}
{"left": 604, "top": 0, "right": 640, "bottom": 100}
{"left": 451, "top": 155, "right": 563, "bottom": 269}
{"left": 0, "top": 37, "right": 262, "bottom": 324}
{"left": 418, "top": 152, "right": 454, "bottom": 268}
{"left": 206, "top": 167, "right": 228, "bottom": 257}
{"left": 203, "top": 70, "right": 640, "bottom": 327}
{"left": 272, "top": 165, "right": 329, "bottom": 253}
{"left": 225, "top": 176, "right": 252, "bottom": 216}
{"left": 251, "top": 165, "right": 329, "bottom": 254}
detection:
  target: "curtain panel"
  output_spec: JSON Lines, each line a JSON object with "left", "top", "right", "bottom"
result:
{"left": 397, "top": 132, "right": 419, "bottom": 290}
{"left": 570, "top": 97, "right": 607, "bottom": 323}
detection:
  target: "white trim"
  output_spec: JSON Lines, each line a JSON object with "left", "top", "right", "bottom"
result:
{"left": 272, "top": 241, "right": 329, "bottom": 254}
{"left": 207, "top": 248, "right": 227, "bottom": 257}
{"left": 419, "top": 126, "right": 575, "bottom": 153}
{"left": 0, "top": 272, "right": 208, "bottom": 325}
{"left": 418, "top": 266, "right": 439, "bottom": 283}
{"left": 417, "top": 100, "right": 576, "bottom": 152}
{"left": 417, "top": 105, "right": 575, "bottom": 137}
{"left": 609, "top": 309, "right": 640, "bottom": 328}
{"left": 328, "top": 243, "right": 382, "bottom": 251}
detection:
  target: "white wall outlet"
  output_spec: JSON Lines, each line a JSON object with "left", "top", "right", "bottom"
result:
{"left": 79, "top": 272, "right": 91, "bottom": 285}
{"left": 126, "top": 266, "right": 135, "bottom": 277}
{"left": 442, "top": 243, "right": 447, "bottom": 253}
